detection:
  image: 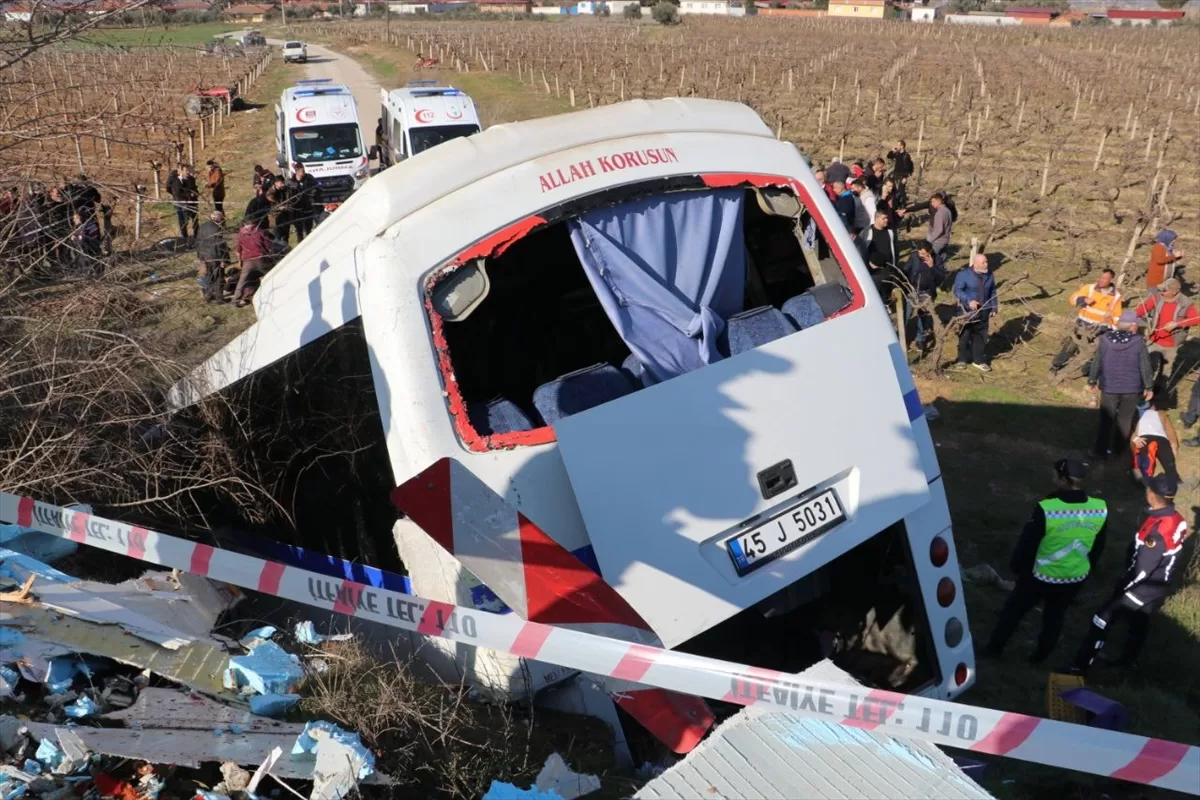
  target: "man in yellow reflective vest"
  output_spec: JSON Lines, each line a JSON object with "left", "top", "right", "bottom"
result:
{"left": 1050, "top": 269, "right": 1123, "bottom": 382}
{"left": 982, "top": 458, "right": 1108, "bottom": 664}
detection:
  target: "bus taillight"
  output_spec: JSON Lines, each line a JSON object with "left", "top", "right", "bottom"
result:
{"left": 954, "top": 663, "right": 969, "bottom": 686}
{"left": 930, "top": 536, "right": 949, "bottom": 567}
{"left": 936, "top": 577, "right": 956, "bottom": 607}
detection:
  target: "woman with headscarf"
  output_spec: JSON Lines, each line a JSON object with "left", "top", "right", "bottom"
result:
{"left": 1146, "top": 230, "right": 1184, "bottom": 291}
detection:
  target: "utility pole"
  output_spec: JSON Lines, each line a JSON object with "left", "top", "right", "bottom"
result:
{"left": 385, "top": 0, "right": 391, "bottom": 38}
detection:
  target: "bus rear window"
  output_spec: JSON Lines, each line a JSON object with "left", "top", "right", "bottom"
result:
{"left": 427, "top": 182, "right": 858, "bottom": 450}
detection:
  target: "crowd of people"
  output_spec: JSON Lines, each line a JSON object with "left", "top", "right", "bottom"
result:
{"left": 811, "top": 140, "right": 1197, "bottom": 677}
{"left": 814, "top": 140, "right": 1003, "bottom": 372}
{"left": 183, "top": 160, "right": 325, "bottom": 306}
{"left": 0, "top": 176, "right": 110, "bottom": 277}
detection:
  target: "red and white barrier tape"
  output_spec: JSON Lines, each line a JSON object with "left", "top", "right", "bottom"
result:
{"left": 0, "top": 491, "right": 1196, "bottom": 794}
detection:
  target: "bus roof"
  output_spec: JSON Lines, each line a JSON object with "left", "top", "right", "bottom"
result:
{"left": 174, "top": 99, "right": 779, "bottom": 406}
{"left": 260, "top": 97, "right": 772, "bottom": 302}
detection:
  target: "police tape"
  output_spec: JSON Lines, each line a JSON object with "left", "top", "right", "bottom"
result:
{"left": 0, "top": 491, "right": 1196, "bottom": 794}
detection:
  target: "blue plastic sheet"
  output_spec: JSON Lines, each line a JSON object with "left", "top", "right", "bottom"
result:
{"left": 291, "top": 721, "right": 375, "bottom": 780}
{"left": 249, "top": 693, "right": 300, "bottom": 717}
{"left": 224, "top": 641, "right": 303, "bottom": 696}
{"left": 482, "top": 784, "right": 564, "bottom": 800}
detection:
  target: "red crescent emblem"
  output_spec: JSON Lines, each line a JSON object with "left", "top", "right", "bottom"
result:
{"left": 415, "top": 108, "right": 435, "bottom": 124}
{"left": 446, "top": 107, "right": 463, "bottom": 120}
{"left": 295, "top": 107, "right": 317, "bottom": 123}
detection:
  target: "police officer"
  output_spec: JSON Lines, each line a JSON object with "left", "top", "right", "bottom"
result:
{"left": 982, "top": 458, "right": 1108, "bottom": 664}
{"left": 1068, "top": 474, "right": 1189, "bottom": 674}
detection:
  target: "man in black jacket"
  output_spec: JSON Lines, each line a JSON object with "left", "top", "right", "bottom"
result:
{"left": 861, "top": 210, "right": 898, "bottom": 300}
{"left": 982, "top": 458, "right": 1107, "bottom": 664}
{"left": 267, "top": 175, "right": 291, "bottom": 244}
{"left": 1068, "top": 474, "right": 1189, "bottom": 674}
{"left": 902, "top": 243, "right": 945, "bottom": 349}
{"left": 166, "top": 163, "right": 199, "bottom": 240}
{"left": 1089, "top": 310, "right": 1153, "bottom": 458}
{"left": 195, "top": 211, "right": 230, "bottom": 303}
{"left": 886, "top": 140, "right": 915, "bottom": 207}
{"left": 287, "top": 163, "right": 320, "bottom": 242}
{"left": 243, "top": 184, "right": 272, "bottom": 231}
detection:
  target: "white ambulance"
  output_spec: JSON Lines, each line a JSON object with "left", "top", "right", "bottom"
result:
{"left": 375, "top": 81, "right": 482, "bottom": 168}
{"left": 172, "top": 98, "right": 974, "bottom": 754}
{"left": 274, "top": 80, "right": 369, "bottom": 205}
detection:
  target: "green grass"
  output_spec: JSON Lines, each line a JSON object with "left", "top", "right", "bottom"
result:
{"left": 75, "top": 22, "right": 243, "bottom": 49}
{"left": 336, "top": 40, "right": 573, "bottom": 127}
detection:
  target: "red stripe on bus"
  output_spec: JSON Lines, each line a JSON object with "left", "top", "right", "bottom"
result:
{"left": 390, "top": 459, "right": 456, "bottom": 553}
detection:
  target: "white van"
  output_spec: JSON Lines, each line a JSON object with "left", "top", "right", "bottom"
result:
{"left": 275, "top": 80, "right": 368, "bottom": 205}
{"left": 172, "top": 98, "right": 973, "bottom": 753}
{"left": 282, "top": 40, "right": 308, "bottom": 63}
{"left": 375, "top": 82, "right": 481, "bottom": 167}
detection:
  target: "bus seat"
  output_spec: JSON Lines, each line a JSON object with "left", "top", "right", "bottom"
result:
{"left": 782, "top": 293, "right": 825, "bottom": 330}
{"left": 783, "top": 283, "right": 853, "bottom": 330}
{"left": 619, "top": 354, "right": 645, "bottom": 387}
{"left": 726, "top": 306, "right": 796, "bottom": 355}
{"left": 533, "top": 364, "right": 636, "bottom": 425}
{"left": 468, "top": 397, "right": 536, "bottom": 436}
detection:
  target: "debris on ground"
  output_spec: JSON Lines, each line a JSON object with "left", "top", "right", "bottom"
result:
{"left": 293, "top": 621, "right": 353, "bottom": 647}
{"left": 248, "top": 693, "right": 301, "bottom": 718}
{"left": 0, "top": 547, "right": 396, "bottom": 800}
{"left": 483, "top": 753, "right": 601, "bottom": 800}
{"left": 961, "top": 563, "right": 1016, "bottom": 592}
{"left": 224, "top": 640, "right": 304, "bottom": 696}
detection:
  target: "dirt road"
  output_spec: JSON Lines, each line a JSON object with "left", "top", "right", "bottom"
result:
{"left": 233, "top": 33, "right": 382, "bottom": 155}
{"left": 295, "top": 42, "right": 382, "bottom": 132}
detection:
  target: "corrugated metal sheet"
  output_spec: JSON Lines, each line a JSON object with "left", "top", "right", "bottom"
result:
{"left": 635, "top": 662, "right": 993, "bottom": 800}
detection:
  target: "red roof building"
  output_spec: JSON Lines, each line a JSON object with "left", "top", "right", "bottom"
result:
{"left": 1107, "top": 8, "right": 1185, "bottom": 21}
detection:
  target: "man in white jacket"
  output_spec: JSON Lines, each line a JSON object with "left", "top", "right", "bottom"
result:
{"left": 851, "top": 177, "right": 877, "bottom": 238}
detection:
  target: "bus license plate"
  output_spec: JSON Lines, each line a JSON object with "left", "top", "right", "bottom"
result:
{"left": 726, "top": 489, "right": 845, "bottom": 576}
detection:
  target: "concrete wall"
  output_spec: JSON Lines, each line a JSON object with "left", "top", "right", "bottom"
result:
{"left": 827, "top": 3, "right": 886, "bottom": 18}
{"left": 945, "top": 13, "right": 1018, "bottom": 25}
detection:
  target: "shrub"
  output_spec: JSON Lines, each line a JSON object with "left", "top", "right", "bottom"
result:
{"left": 651, "top": 0, "right": 679, "bottom": 24}
{"left": 597, "top": 2, "right": 611, "bottom": 14}
{"left": 623, "top": 2, "right": 642, "bottom": 17}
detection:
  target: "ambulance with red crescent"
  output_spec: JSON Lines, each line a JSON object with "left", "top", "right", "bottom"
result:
{"left": 375, "top": 81, "right": 482, "bottom": 168}
{"left": 173, "top": 98, "right": 974, "bottom": 757}
{"left": 274, "top": 80, "right": 369, "bottom": 205}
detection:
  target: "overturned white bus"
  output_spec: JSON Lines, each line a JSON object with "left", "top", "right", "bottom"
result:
{"left": 170, "top": 98, "right": 974, "bottom": 755}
